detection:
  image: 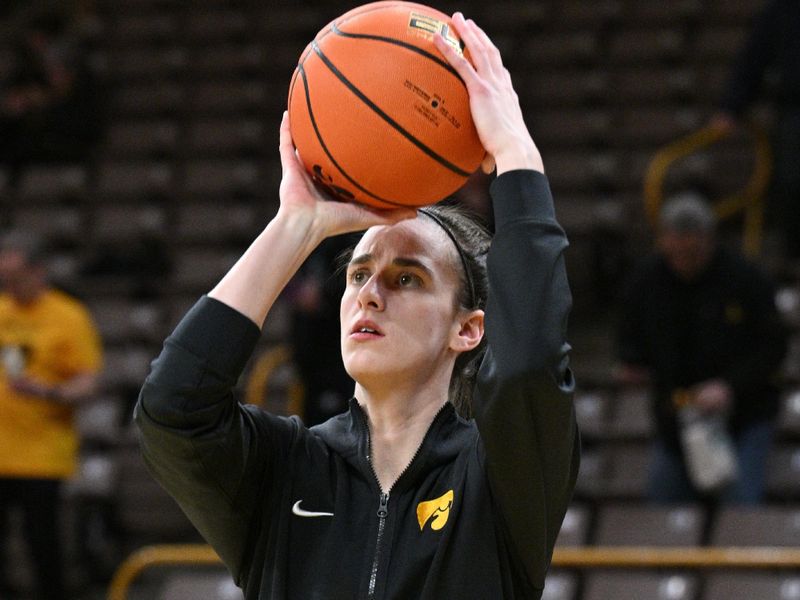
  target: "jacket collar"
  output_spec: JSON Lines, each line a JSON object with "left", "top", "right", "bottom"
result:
{"left": 311, "top": 398, "right": 474, "bottom": 493}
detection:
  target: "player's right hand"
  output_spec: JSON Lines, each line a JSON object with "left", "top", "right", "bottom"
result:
{"left": 277, "top": 111, "right": 415, "bottom": 238}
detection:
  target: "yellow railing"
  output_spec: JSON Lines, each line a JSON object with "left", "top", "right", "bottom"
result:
{"left": 108, "top": 545, "right": 222, "bottom": 600}
{"left": 643, "top": 122, "right": 772, "bottom": 257}
{"left": 108, "top": 543, "right": 800, "bottom": 599}
{"left": 244, "top": 344, "right": 304, "bottom": 416}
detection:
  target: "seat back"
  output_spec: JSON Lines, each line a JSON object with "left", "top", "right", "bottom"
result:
{"left": 583, "top": 571, "right": 698, "bottom": 600}
{"left": 594, "top": 503, "right": 705, "bottom": 546}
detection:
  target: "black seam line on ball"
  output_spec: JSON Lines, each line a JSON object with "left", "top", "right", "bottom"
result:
{"left": 331, "top": 23, "right": 463, "bottom": 82}
{"left": 311, "top": 41, "right": 472, "bottom": 178}
{"left": 297, "top": 63, "right": 408, "bottom": 208}
{"left": 288, "top": 66, "right": 299, "bottom": 104}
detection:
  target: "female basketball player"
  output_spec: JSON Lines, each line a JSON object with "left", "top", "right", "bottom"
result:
{"left": 136, "top": 12, "right": 578, "bottom": 600}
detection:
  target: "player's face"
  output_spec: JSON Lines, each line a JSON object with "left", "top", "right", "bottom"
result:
{"left": 340, "top": 217, "right": 465, "bottom": 388}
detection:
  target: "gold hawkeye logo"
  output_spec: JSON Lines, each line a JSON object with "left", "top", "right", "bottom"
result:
{"left": 416, "top": 490, "right": 454, "bottom": 531}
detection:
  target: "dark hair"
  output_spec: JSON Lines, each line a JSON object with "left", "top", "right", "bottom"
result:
{"left": 419, "top": 204, "right": 491, "bottom": 418}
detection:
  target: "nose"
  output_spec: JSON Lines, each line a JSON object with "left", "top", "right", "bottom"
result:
{"left": 356, "top": 274, "right": 384, "bottom": 311}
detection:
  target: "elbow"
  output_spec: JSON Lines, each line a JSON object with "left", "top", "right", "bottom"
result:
{"left": 134, "top": 378, "right": 169, "bottom": 428}
{"left": 524, "top": 342, "right": 574, "bottom": 392}
{"left": 134, "top": 376, "right": 190, "bottom": 429}
{"left": 479, "top": 341, "right": 575, "bottom": 409}
{"left": 502, "top": 339, "right": 574, "bottom": 390}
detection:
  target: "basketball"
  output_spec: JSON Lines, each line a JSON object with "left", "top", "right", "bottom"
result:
{"left": 287, "top": 1, "right": 485, "bottom": 209}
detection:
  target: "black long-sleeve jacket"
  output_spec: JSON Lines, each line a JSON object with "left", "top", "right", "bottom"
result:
{"left": 135, "top": 170, "right": 579, "bottom": 599}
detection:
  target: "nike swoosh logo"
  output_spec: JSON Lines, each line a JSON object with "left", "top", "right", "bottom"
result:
{"left": 292, "top": 500, "right": 334, "bottom": 518}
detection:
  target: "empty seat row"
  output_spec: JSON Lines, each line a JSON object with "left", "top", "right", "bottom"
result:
{"left": 0, "top": 160, "right": 280, "bottom": 200}
{"left": 557, "top": 502, "right": 800, "bottom": 548}
{"left": 543, "top": 570, "right": 800, "bottom": 600}
{"left": 106, "top": 80, "right": 289, "bottom": 116}
{"left": 3, "top": 200, "right": 271, "bottom": 249}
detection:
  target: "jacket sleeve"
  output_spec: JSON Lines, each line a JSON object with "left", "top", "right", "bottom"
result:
{"left": 134, "top": 295, "right": 299, "bottom": 582}
{"left": 723, "top": 265, "right": 788, "bottom": 399}
{"left": 473, "top": 170, "right": 580, "bottom": 593}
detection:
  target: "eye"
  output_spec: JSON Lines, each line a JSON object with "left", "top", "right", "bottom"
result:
{"left": 348, "top": 269, "right": 369, "bottom": 285}
{"left": 397, "top": 273, "right": 421, "bottom": 288}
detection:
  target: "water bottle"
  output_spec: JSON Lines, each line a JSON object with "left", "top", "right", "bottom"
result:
{"left": 674, "top": 389, "right": 738, "bottom": 493}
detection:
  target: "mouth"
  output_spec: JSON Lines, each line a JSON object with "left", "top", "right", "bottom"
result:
{"left": 350, "top": 320, "right": 384, "bottom": 339}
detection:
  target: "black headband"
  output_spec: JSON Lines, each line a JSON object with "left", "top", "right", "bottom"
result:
{"left": 418, "top": 208, "right": 477, "bottom": 309}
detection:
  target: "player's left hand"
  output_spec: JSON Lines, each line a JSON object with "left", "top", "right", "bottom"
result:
{"left": 434, "top": 12, "right": 543, "bottom": 175}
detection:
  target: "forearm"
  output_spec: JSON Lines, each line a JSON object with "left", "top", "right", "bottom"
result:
{"left": 209, "top": 209, "right": 327, "bottom": 328}
{"left": 10, "top": 372, "right": 98, "bottom": 407}
{"left": 494, "top": 137, "right": 544, "bottom": 176}
{"left": 55, "top": 372, "right": 98, "bottom": 405}
{"left": 483, "top": 171, "right": 571, "bottom": 379}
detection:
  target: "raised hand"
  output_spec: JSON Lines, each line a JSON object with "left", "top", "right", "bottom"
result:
{"left": 434, "top": 13, "right": 543, "bottom": 175}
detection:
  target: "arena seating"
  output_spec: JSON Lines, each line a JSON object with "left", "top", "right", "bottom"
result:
{"left": 1, "top": 1, "right": 797, "bottom": 598}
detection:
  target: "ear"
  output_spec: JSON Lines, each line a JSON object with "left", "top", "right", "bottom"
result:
{"left": 450, "top": 309, "right": 484, "bottom": 353}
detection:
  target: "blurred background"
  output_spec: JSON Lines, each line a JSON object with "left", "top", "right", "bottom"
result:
{"left": 0, "top": 0, "right": 799, "bottom": 599}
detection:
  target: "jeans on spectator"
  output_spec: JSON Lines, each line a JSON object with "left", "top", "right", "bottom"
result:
{"left": 648, "top": 419, "right": 775, "bottom": 505}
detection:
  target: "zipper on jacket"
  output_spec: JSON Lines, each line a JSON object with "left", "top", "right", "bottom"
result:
{"left": 367, "top": 492, "right": 390, "bottom": 599}
{"left": 358, "top": 401, "right": 451, "bottom": 599}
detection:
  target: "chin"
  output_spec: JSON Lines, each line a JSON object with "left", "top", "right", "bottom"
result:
{"left": 344, "top": 353, "right": 407, "bottom": 385}
{"left": 345, "top": 358, "right": 389, "bottom": 382}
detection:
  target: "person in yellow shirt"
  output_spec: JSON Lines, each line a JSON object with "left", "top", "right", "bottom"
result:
{"left": 0, "top": 230, "right": 102, "bottom": 600}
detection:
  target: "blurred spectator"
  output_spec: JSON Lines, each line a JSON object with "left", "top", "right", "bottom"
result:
{"left": 712, "top": 0, "right": 800, "bottom": 258}
{"left": 0, "top": 230, "right": 103, "bottom": 599}
{"left": 0, "top": 8, "right": 103, "bottom": 184}
{"left": 288, "top": 234, "right": 359, "bottom": 427}
{"left": 616, "top": 193, "right": 787, "bottom": 504}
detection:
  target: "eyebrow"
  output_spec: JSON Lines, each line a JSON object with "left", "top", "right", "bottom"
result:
{"left": 348, "top": 253, "right": 434, "bottom": 277}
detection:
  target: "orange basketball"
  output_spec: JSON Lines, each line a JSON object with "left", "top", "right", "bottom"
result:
{"left": 287, "top": 1, "right": 485, "bottom": 209}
